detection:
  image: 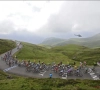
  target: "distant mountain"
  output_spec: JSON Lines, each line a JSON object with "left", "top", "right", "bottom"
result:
{"left": 40, "top": 33, "right": 100, "bottom": 48}
{"left": 40, "top": 37, "right": 66, "bottom": 46}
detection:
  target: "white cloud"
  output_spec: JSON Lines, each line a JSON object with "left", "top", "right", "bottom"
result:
{"left": 36, "top": 1, "right": 100, "bottom": 37}
{"left": 0, "top": 20, "right": 15, "bottom": 34}
{"left": 0, "top": 1, "right": 63, "bottom": 33}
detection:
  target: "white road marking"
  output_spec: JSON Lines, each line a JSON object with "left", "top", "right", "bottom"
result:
{"left": 88, "top": 68, "right": 93, "bottom": 73}
{"left": 93, "top": 77, "right": 99, "bottom": 80}
{"left": 88, "top": 68, "right": 100, "bottom": 80}
{"left": 62, "top": 75, "right": 67, "bottom": 79}
{"left": 62, "top": 77, "right": 67, "bottom": 79}
{"left": 3, "top": 65, "right": 18, "bottom": 72}
{"left": 91, "top": 74, "right": 97, "bottom": 77}
{"left": 93, "top": 76, "right": 97, "bottom": 78}
{"left": 39, "top": 74, "right": 43, "bottom": 76}
{"left": 90, "top": 73, "right": 95, "bottom": 75}
{"left": 94, "top": 77, "right": 99, "bottom": 80}
{"left": 39, "top": 71, "right": 46, "bottom": 76}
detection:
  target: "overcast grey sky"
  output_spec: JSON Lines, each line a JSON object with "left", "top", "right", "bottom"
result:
{"left": 0, "top": 1, "right": 100, "bottom": 44}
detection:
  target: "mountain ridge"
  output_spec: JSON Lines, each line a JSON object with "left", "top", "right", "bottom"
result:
{"left": 40, "top": 33, "right": 100, "bottom": 48}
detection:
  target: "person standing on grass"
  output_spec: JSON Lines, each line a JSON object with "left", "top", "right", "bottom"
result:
{"left": 49, "top": 73, "right": 52, "bottom": 78}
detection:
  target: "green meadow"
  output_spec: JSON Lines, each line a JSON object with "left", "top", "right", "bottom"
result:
{"left": 15, "top": 42, "right": 100, "bottom": 65}
{"left": 0, "top": 70, "right": 100, "bottom": 90}
{"left": 0, "top": 39, "right": 16, "bottom": 54}
{"left": 15, "top": 42, "right": 79, "bottom": 65}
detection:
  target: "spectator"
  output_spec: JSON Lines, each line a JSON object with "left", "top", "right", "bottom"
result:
{"left": 49, "top": 73, "right": 52, "bottom": 78}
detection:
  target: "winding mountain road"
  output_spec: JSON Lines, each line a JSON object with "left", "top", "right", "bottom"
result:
{"left": 0, "top": 42, "right": 100, "bottom": 80}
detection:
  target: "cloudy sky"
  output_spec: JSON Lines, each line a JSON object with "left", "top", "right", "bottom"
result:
{"left": 0, "top": 1, "right": 100, "bottom": 44}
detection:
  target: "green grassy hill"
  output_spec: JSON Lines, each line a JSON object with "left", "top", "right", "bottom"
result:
{"left": 0, "top": 39, "right": 16, "bottom": 54}
{"left": 15, "top": 42, "right": 77, "bottom": 65}
{"left": 0, "top": 70, "right": 100, "bottom": 90}
{"left": 51, "top": 45, "right": 100, "bottom": 65}
{"left": 71, "top": 48, "right": 100, "bottom": 65}
{"left": 15, "top": 42, "right": 100, "bottom": 65}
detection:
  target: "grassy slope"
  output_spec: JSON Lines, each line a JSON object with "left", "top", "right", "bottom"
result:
{"left": 52, "top": 44, "right": 100, "bottom": 65}
{"left": 15, "top": 42, "right": 76, "bottom": 64}
{"left": 0, "top": 39, "right": 16, "bottom": 54}
{"left": 0, "top": 70, "right": 100, "bottom": 90}
{"left": 16, "top": 42, "right": 100, "bottom": 65}
{"left": 72, "top": 48, "right": 100, "bottom": 65}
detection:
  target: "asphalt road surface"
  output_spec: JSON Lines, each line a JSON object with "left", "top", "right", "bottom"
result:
{"left": 0, "top": 42, "right": 100, "bottom": 80}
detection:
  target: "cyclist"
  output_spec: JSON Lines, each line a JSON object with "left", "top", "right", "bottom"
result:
{"left": 83, "top": 61, "right": 87, "bottom": 67}
{"left": 84, "top": 66, "right": 88, "bottom": 73}
{"left": 74, "top": 66, "right": 77, "bottom": 70}
{"left": 67, "top": 67, "right": 73, "bottom": 75}
{"left": 76, "top": 68, "right": 80, "bottom": 76}
{"left": 92, "top": 62, "right": 97, "bottom": 71}
{"left": 55, "top": 65, "right": 58, "bottom": 73}
{"left": 80, "top": 62, "right": 83, "bottom": 69}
